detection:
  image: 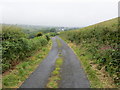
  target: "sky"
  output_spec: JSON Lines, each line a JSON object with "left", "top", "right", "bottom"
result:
{"left": 0, "top": 0, "right": 119, "bottom": 27}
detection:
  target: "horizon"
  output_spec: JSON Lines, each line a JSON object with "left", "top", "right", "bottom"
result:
{"left": 0, "top": 0, "right": 119, "bottom": 27}
{"left": 1, "top": 17, "right": 117, "bottom": 28}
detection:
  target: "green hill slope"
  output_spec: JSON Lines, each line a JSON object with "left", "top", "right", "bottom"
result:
{"left": 60, "top": 17, "right": 119, "bottom": 87}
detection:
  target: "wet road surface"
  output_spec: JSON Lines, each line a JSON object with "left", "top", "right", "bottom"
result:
{"left": 20, "top": 36, "right": 90, "bottom": 88}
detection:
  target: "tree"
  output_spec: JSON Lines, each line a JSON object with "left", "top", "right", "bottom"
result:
{"left": 50, "top": 28, "right": 56, "bottom": 32}
{"left": 36, "top": 32, "right": 43, "bottom": 37}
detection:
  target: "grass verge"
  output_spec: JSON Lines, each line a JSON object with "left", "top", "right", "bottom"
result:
{"left": 60, "top": 37, "right": 116, "bottom": 88}
{"left": 2, "top": 40, "right": 52, "bottom": 88}
{"left": 46, "top": 57, "right": 63, "bottom": 88}
{"left": 68, "top": 42, "right": 116, "bottom": 88}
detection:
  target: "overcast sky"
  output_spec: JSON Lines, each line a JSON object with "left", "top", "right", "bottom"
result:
{"left": 0, "top": 0, "right": 119, "bottom": 27}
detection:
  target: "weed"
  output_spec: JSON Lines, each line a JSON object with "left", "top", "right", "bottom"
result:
{"left": 46, "top": 57, "right": 63, "bottom": 88}
{"left": 56, "top": 39, "right": 62, "bottom": 48}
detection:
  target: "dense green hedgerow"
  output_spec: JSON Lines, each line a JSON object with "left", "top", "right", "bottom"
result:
{"left": 49, "top": 32, "right": 59, "bottom": 37}
{"left": 60, "top": 18, "right": 120, "bottom": 85}
{"left": 2, "top": 25, "right": 49, "bottom": 73}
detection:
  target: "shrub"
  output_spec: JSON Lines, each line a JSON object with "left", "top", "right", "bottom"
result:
{"left": 36, "top": 32, "right": 43, "bottom": 37}
{"left": 60, "top": 18, "right": 119, "bottom": 85}
{"left": 2, "top": 25, "right": 49, "bottom": 73}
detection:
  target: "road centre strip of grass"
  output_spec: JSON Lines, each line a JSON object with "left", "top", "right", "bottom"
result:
{"left": 46, "top": 38, "right": 63, "bottom": 88}
{"left": 56, "top": 38, "right": 62, "bottom": 48}
{"left": 2, "top": 40, "right": 52, "bottom": 88}
{"left": 46, "top": 57, "right": 63, "bottom": 88}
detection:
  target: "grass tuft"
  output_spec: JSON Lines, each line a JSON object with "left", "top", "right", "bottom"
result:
{"left": 56, "top": 39, "right": 62, "bottom": 48}
{"left": 46, "top": 57, "right": 63, "bottom": 88}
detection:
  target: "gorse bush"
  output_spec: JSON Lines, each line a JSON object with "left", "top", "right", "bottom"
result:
{"left": 36, "top": 32, "right": 43, "bottom": 37}
{"left": 45, "top": 35, "right": 50, "bottom": 41}
{"left": 2, "top": 25, "right": 49, "bottom": 73}
{"left": 60, "top": 18, "right": 120, "bottom": 85}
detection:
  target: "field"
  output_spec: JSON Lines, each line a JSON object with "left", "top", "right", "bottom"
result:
{"left": 60, "top": 17, "right": 119, "bottom": 87}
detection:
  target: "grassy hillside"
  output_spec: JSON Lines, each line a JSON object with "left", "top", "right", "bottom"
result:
{"left": 60, "top": 17, "right": 119, "bottom": 87}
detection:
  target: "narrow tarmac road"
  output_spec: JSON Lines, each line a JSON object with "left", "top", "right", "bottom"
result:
{"left": 20, "top": 37, "right": 59, "bottom": 88}
{"left": 57, "top": 37, "right": 90, "bottom": 88}
{"left": 20, "top": 36, "right": 90, "bottom": 88}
